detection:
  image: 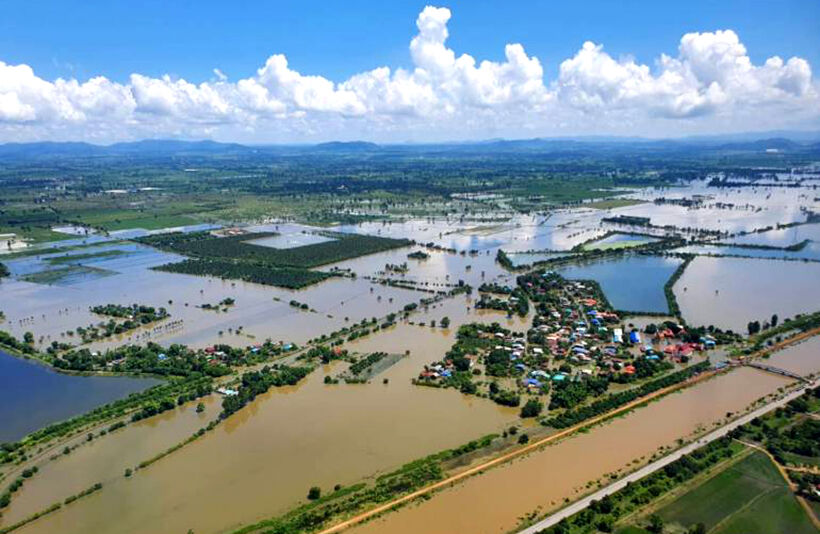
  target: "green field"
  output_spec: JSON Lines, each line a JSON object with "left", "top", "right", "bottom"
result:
{"left": 585, "top": 198, "right": 645, "bottom": 210}
{"left": 21, "top": 265, "right": 115, "bottom": 285}
{"left": 582, "top": 239, "right": 655, "bottom": 251}
{"left": 95, "top": 214, "right": 197, "bottom": 231}
{"left": 47, "top": 249, "right": 131, "bottom": 264}
{"left": 0, "top": 226, "right": 74, "bottom": 244}
{"left": 653, "top": 450, "right": 816, "bottom": 534}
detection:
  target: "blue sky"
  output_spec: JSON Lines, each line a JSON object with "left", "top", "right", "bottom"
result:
{"left": 3, "top": 0, "right": 818, "bottom": 84}
{"left": 0, "top": 1, "right": 818, "bottom": 142}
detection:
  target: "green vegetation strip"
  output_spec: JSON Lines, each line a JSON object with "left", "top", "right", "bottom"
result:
{"left": 47, "top": 249, "right": 129, "bottom": 264}
{"left": 0, "top": 483, "right": 102, "bottom": 534}
{"left": 229, "top": 435, "right": 498, "bottom": 534}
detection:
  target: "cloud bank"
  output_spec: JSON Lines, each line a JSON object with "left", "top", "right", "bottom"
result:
{"left": 0, "top": 5, "right": 817, "bottom": 142}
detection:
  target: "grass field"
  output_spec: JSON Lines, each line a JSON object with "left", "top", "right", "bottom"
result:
{"left": 582, "top": 239, "right": 655, "bottom": 251}
{"left": 0, "top": 226, "right": 75, "bottom": 244}
{"left": 47, "top": 249, "right": 131, "bottom": 264}
{"left": 92, "top": 214, "right": 197, "bottom": 231}
{"left": 585, "top": 198, "right": 645, "bottom": 210}
{"left": 21, "top": 265, "right": 114, "bottom": 285}
{"left": 652, "top": 450, "right": 817, "bottom": 534}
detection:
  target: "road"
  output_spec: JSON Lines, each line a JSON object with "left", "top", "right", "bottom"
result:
{"left": 515, "top": 377, "right": 819, "bottom": 534}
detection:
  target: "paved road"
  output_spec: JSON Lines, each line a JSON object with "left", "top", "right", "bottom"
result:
{"left": 516, "top": 378, "right": 819, "bottom": 534}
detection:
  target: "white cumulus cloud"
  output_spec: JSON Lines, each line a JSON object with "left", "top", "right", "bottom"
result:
{"left": 0, "top": 6, "right": 817, "bottom": 142}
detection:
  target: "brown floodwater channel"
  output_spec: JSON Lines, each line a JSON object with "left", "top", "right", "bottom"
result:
{"left": 349, "top": 367, "right": 793, "bottom": 534}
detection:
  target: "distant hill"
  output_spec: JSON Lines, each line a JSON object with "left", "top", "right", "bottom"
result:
{"left": 1, "top": 132, "right": 819, "bottom": 160}
{"left": 313, "top": 141, "right": 381, "bottom": 152}
{"left": 107, "top": 139, "right": 251, "bottom": 154}
{"left": 715, "top": 138, "right": 803, "bottom": 151}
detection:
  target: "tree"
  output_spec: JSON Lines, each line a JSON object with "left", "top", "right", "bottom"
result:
{"left": 518, "top": 433, "right": 529, "bottom": 444}
{"left": 440, "top": 316, "right": 451, "bottom": 328}
{"left": 771, "top": 314, "right": 778, "bottom": 328}
{"left": 23, "top": 331, "right": 34, "bottom": 344}
{"left": 520, "top": 398, "right": 543, "bottom": 418}
{"left": 196, "top": 403, "right": 205, "bottom": 413}
{"left": 687, "top": 524, "right": 706, "bottom": 534}
{"left": 648, "top": 514, "right": 665, "bottom": 533}
{"left": 307, "top": 486, "right": 321, "bottom": 500}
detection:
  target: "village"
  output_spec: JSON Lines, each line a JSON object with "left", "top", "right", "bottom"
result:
{"left": 416, "top": 270, "right": 724, "bottom": 415}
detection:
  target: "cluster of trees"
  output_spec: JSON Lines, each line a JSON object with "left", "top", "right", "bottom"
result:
{"left": 90, "top": 303, "right": 168, "bottom": 321}
{"left": 495, "top": 249, "right": 514, "bottom": 270}
{"left": 478, "top": 282, "right": 513, "bottom": 295}
{"left": 220, "top": 365, "right": 311, "bottom": 418}
{"left": 53, "top": 342, "right": 231, "bottom": 376}
{"left": 748, "top": 314, "right": 782, "bottom": 335}
{"left": 200, "top": 297, "right": 235, "bottom": 311}
{"left": 611, "top": 357, "right": 674, "bottom": 383}
{"left": 544, "top": 361, "right": 711, "bottom": 428}
{"left": 0, "top": 330, "right": 36, "bottom": 355}
{"left": 407, "top": 250, "right": 430, "bottom": 260}
{"left": 475, "top": 287, "right": 529, "bottom": 317}
{"left": 489, "top": 382, "right": 521, "bottom": 407}
{"left": 305, "top": 345, "right": 347, "bottom": 364}
{"left": 549, "top": 376, "right": 610, "bottom": 410}
{"left": 347, "top": 352, "right": 387, "bottom": 376}
{"left": 156, "top": 258, "right": 331, "bottom": 289}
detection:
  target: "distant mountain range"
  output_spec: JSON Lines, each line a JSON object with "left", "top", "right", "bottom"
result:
{"left": 1, "top": 132, "right": 819, "bottom": 159}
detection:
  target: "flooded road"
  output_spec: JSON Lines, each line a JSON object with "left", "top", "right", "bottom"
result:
{"left": 349, "top": 368, "right": 792, "bottom": 534}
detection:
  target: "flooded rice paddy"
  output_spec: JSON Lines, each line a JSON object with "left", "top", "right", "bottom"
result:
{"left": 674, "top": 256, "right": 820, "bottom": 332}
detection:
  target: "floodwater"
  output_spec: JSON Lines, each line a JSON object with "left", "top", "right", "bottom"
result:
{"left": 675, "top": 256, "right": 820, "bottom": 333}
{"left": 1, "top": 395, "right": 218, "bottom": 523}
{"left": 0, "top": 242, "right": 425, "bottom": 351}
{"left": 764, "top": 335, "right": 820, "bottom": 377}
{"left": 350, "top": 367, "right": 792, "bottom": 534}
{"left": 584, "top": 232, "right": 659, "bottom": 249}
{"left": 5, "top": 303, "right": 525, "bottom": 534}
{"left": 674, "top": 242, "right": 820, "bottom": 262}
{"left": 723, "top": 222, "right": 820, "bottom": 248}
{"left": 0, "top": 349, "right": 159, "bottom": 442}
{"left": 554, "top": 255, "right": 682, "bottom": 313}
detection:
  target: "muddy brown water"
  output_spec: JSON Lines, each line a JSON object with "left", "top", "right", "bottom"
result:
{"left": 349, "top": 367, "right": 792, "bottom": 534}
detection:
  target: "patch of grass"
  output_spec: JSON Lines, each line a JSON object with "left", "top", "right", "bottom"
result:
{"left": 585, "top": 198, "right": 645, "bottom": 210}
{"left": 21, "top": 265, "right": 114, "bottom": 285}
{"left": 0, "top": 226, "right": 74, "bottom": 244}
{"left": 47, "top": 249, "right": 130, "bottom": 264}
{"left": 96, "top": 214, "right": 197, "bottom": 231}
{"left": 582, "top": 239, "right": 654, "bottom": 251}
